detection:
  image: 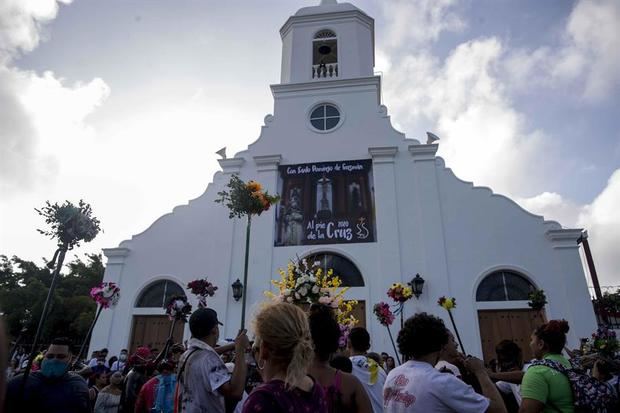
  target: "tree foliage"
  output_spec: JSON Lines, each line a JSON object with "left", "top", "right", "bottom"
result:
{"left": 0, "top": 253, "right": 104, "bottom": 345}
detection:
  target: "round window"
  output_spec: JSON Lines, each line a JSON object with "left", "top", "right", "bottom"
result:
{"left": 310, "top": 104, "right": 340, "bottom": 131}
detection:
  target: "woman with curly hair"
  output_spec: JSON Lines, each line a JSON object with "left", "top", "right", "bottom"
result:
{"left": 519, "top": 320, "right": 573, "bottom": 413}
{"left": 242, "top": 303, "right": 328, "bottom": 413}
{"left": 383, "top": 312, "right": 507, "bottom": 413}
{"left": 308, "top": 304, "right": 372, "bottom": 413}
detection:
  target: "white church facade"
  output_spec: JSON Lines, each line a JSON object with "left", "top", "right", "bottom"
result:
{"left": 91, "top": 0, "right": 597, "bottom": 362}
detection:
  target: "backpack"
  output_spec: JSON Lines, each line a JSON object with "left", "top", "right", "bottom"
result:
{"left": 529, "top": 359, "right": 618, "bottom": 412}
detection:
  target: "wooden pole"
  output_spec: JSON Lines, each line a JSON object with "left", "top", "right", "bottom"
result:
{"left": 386, "top": 326, "right": 401, "bottom": 365}
{"left": 447, "top": 310, "right": 466, "bottom": 355}
{"left": 73, "top": 305, "right": 104, "bottom": 369}
{"left": 240, "top": 215, "right": 252, "bottom": 330}
{"left": 20, "top": 247, "right": 67, "bottom": 395}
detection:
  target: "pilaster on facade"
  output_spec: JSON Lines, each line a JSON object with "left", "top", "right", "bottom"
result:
{"left": 368, "top": 146, "right": 398, "bottom": 164}
{"left": 546, "top": 228, "right": 583, "bottom": 249}
{"left": 408, "top": 144, "right": 438, "bottom": 162}
{"left": 254, "top": 154, "right": 283, "bottom": 172}
{"left": 102, "top": 247, "right": 130, "bottom": 265}
{"left": 218, "top": 158, "right": 245, "bottom": 174}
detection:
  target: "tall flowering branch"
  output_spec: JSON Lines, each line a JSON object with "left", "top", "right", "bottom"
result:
{"left": 216, "top": 175, "right": 279, "bottom": 330}
{"left": 373, "top": 302, "right": 400, "bottom": 364}
{"left": 438, "top": 296, "right": 465, "bottom": 354}
{"left": 22, "top": 200, "right": 101, "bottom": 391}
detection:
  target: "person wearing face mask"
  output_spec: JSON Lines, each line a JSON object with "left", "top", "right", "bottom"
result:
{"left": 383, "top": 313, "right": 507, "bottom": 413}
{"left": 95, "top": 371, "right": 124, "bottom": 413}
{"left": 111, "top": 349, "right": 128, "bottom": 373}
{"left": 5, "top": 337, "right": 90, "bottom": 413}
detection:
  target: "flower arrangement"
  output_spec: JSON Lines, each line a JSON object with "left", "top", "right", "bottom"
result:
{"left": 437, "top": 296, "right": 465, "bottom": 354}
{"left": 586, "top": 326, "right": 619, "bottom": 357}
{"left": 387, "top": 283, "right": 413, "bottom": 303}
{"left": 36, "top": 200, "right": 101, "bottom": 250}
{"left": 373, "top": 301, "right": 400, "bottom": 364}
{"left": 267, "top": 257, "right": 358, "bottom": 346}
{"left": 438, "top": 296, "right": 456, "bottom": 310}
{"left": 216, "top": 175, "right": 280, "bottom": 219}
{"left": 165, "top": 295, "right": 193, "bottom": 322}
{"left": 386, "top": 282, "right": 414, "bottom": 329}
{"left": 373, "top": 302, "right": 395, "bottom": 326}
{"left": 90, "top": 282, "right": 121, "bottom": 309}
{"left": 187, "top": 278, "right": 218, "bottom": 308}
{"left": 528, "top": 289, "right": 547, "bottom": 311}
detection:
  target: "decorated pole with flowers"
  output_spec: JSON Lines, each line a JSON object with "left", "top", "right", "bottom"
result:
{"left": 438, "top": 296, "right": 465, "bottom": 354}
{"left": 21, "top": 200, "right": 100, "bottom": 394}
{"left": 373, "top": 302, "right": 401, "bottom": 364}
{"left": 216, "top": 175, "right": 279, "bottom": 330}
{"left": 73, "top": 282, "right": 121, "bottom": 368}
{"left": 387, "top": 283, "right": 413, "bottom": 330}
{"left": 162, "top": 295, "right": 192, "bottom": 357}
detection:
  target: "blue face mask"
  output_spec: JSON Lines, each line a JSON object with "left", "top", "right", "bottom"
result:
{"left": 41, "top": 358, "right": 69, "bottom": 378}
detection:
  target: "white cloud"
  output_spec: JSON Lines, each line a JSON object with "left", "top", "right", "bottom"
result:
{"left": 382, "top": 0, "right": 466, "bottom": 50}
{"left": 0, "top": 0, "right": 110, "bottom": 197}
{"left": 577, "top": 170, "right": 620, "bottom": 286}
{"left": 503, "top": 0, "right": 620, "bottom": 101}
{"left": 515, "top": 192, "right": 582, "bottom": 228}
{"left": 383, "top": 38, "right": 547, "bottom": 195}
{"left": 0, "top": 0, "right": 72, "bottom": 64}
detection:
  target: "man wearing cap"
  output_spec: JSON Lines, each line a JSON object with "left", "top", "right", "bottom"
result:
{"left": 177, "top": 308, "right": 250, "bottom": 413}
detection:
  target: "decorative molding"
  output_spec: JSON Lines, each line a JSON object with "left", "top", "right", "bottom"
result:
{"left": 103, "top": 248, "right": 130, "bottom": 264}
{"left": 368, "top": 146, "right": 398, "bottom": 164}
{"left": 254, "top": 154, "right": 282, "bottom": 172}
{"left": 218, "top": 158, "right": 245, "bottom": 174}
{"left": 280, "top": 10, "right": 374, "bottom": 38}
{"left": 271, "top": 76, "right": 380, "bottom": 98}
{"left": 546, "top": 228, "right": 583, "bottom": 249}
{"left": 409, "top": 144, "right": 438, "bottom": 161}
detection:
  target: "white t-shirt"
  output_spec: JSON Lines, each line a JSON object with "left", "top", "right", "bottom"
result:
{"left": 383, "top": 360, "right": 489, "bottom": 413}
{"left": 350, "top": 355, "right": 387, "bottom": 413}
{"left": 179, "top": 338, "right": 230, "bottom": 413}
{"left": 496, "top": 380, "right": 521, "bottom": 405}
{"left": 435, "top": 360, "right": 462, "bottom": 378}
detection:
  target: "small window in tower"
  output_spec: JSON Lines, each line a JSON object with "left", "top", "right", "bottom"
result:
{"left": 313, "top": 30, "right": 338, "bottom": 79}
{"left": 310, "top": 103, "right": 341, "bottom": 131}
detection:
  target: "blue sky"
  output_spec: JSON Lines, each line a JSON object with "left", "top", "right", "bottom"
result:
{"left": 1, "top": 0, "right": 619, "bottom": 285}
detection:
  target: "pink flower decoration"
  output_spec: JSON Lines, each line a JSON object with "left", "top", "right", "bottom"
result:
{"left": 373, "top": 302, "right": 395, "bottom": 326}
{"left": 90, "top": 282, "right": 121, "bottom": 309}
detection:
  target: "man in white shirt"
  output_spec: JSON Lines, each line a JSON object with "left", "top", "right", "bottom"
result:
{"left": 383, "top": 312, "right": 507, "bottom": 413}
{"left": 348, "top": 326, "right": 387, "bottom": 413}
{"left": 178, "top": 308, "right": 250, "bottom": 413}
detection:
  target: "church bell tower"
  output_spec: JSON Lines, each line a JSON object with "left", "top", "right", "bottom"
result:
{"left": 279, "top": 0, "right": 375, "bottom": 84}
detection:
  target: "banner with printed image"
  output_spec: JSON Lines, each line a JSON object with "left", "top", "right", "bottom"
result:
{"left": 274, "top": 159, "right": 376, "bottom": 246}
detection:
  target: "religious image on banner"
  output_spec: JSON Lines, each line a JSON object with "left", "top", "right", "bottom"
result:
{"left": 274, "top": 159, "right": 376, "bottom": 246}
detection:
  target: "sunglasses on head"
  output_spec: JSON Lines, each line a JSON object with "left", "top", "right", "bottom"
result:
{"left": 45, "top": 354, "right": 68, "bottom": 360}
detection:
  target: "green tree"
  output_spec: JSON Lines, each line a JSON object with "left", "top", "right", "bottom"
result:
{"left": 0, "top": 253, "right": 104, "bottom": 348}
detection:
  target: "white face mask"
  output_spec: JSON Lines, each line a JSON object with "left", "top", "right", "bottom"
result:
{"left": 119, "top": 354, "right": 127, "bottom": 361}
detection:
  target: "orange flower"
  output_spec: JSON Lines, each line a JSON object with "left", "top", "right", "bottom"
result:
{"left": 246, "top": 181, "right": 262, "bottom": 192}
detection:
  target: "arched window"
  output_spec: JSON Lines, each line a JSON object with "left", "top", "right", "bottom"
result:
{"left": 305, "top": 252, "right": 364, "bottom": 287}
{"left": 312, "top": 29, "right": 338, "bottom": 78}
{"left": 476, "top": 270, "right": 535, "bottom": 302}
{"left": 136, "top": 280, "right": 185, "bottom": 308}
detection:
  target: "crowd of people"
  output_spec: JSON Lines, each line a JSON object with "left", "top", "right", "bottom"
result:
{"left": 2, "top": 304, "right": 620, "bottom": 412}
